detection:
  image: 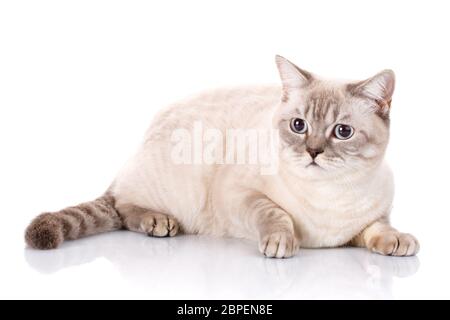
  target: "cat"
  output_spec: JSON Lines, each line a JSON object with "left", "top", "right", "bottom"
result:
{"left": 25, "top": 55, "right": 419, "bottom": 258}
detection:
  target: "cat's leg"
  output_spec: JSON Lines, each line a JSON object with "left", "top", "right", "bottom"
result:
{"left": 117, "top": 204, "right": 180, "bottom": 237}
{"left": 351, "top": 218, "right": 419, "bottom": 256}
{"left": 245, "top": 194, "right": 299, "bottom": 258}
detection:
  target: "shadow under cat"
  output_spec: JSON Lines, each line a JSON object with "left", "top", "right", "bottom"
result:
{"left": 24, "top": 232, "right": 420, "bottom": 299}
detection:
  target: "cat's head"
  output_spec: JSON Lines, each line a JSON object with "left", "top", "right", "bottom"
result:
{"left": 274, "top": 55, "right": 394, "bottom": 179}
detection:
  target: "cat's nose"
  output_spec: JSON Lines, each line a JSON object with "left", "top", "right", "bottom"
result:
{"left": 307, "top": 147, "right": 324, "bottom": 159}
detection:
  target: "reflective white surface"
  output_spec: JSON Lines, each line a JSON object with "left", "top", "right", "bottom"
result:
{"left": 2, "top": 232, "right": 421, "bottom": 299}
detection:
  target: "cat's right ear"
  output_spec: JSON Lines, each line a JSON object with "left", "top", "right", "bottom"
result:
{"left": 275, "top": 55, "right": 312, "bottom": 93}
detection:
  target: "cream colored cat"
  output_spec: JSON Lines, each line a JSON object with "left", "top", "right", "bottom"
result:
{"left": 25, "top": 56, "right": 419, "bottom": 258}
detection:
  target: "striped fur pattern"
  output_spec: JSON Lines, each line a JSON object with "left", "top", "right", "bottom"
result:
{"left": 25, "top": 194, "right": 122, "bottom": 249}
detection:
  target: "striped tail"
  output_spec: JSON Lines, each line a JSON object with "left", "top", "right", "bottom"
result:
{"left": 25, "top": 194, "right": 122, "bottom": 250}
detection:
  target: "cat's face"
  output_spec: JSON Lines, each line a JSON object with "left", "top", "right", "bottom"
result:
{"left": 274, "top": 56, "right": 394, "bottom": 179}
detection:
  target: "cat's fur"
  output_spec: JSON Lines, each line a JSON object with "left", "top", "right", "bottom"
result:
{"left": 25, "top": 56, "right": 419, "bottom": 258}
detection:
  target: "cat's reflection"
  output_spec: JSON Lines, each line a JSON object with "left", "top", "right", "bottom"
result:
{"left": 24, "top": 231, "right": 419, "bottom": 299}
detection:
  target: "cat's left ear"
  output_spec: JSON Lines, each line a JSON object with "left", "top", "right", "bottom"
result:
{"left": 275, "top": 55, "right": 313, "bottom": 100}
{"left": 348, "top": 70, "right": 395, "bottom": 115}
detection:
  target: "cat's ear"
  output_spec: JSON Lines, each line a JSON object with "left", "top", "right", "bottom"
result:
{"left": 275, "top": 55, "right": 313, "bottom": 92}
{"left": 348, "top": 70, "right": 395, "bottom": 115}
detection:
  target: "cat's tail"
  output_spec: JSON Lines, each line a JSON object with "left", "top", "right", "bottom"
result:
{"left": 25, "top": 194, "right": 122, "bottom": 250}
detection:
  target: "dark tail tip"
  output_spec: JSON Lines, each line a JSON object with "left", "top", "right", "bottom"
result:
{"left": 25, "top": 213, "right": 64, "bottom": 250}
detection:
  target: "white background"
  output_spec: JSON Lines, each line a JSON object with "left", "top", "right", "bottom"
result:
{"left": 0, "top": 0, "right": 449, "bottom": 299}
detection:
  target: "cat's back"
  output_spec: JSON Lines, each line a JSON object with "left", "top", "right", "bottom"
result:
{"left": 147, "top": 85, "right": 281, "bottom": 137}
{"left": 113, "top": 85, "right": 282, "bottom": 234}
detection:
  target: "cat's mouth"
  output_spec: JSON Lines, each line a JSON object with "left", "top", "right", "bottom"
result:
{"left": 306, "top": 161, "right": 323, "bottom": 169}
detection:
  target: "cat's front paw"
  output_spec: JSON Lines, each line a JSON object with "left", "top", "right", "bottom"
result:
{"left": 368, "top": 232, "right": 419, "bottom": 256}
{"left": 259, "top": 231, "right": 298, "bottom": 258}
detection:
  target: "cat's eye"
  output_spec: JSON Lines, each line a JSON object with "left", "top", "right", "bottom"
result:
{"left": 334, "top": 124, "right": 354, "bottom": 140}
{"left": 290, "top": 118, "right": 308, "bottom": 134}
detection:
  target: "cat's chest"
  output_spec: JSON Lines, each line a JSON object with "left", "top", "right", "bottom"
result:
{"left": 293, "top": 193, "right": 381, "bottom": 246}
{"left": 264, "top": 174, "right": 393, "bottom": 247}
